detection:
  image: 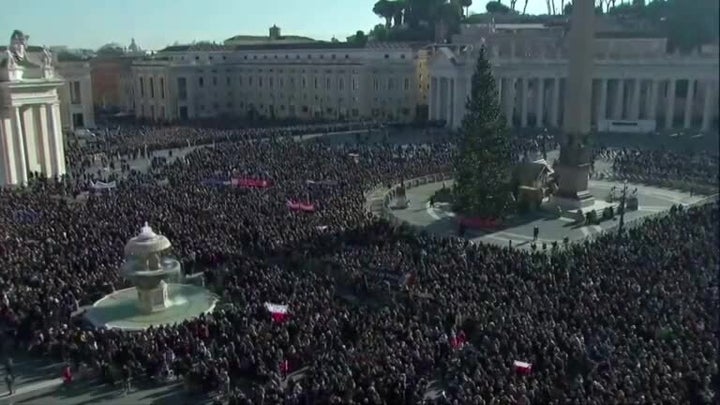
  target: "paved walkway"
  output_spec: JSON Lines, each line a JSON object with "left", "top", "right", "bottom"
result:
{"left": 389, "top": 179, "right": 707, "bottom": 250}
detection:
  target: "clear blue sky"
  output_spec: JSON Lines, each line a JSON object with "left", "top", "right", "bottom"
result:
{"left": 0, "top": 0, "right": 548, "bottom": 50}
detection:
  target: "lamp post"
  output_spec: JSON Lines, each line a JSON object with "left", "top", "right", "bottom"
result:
{"left": 618, "top": 180, "right": 628, "bottom": 236}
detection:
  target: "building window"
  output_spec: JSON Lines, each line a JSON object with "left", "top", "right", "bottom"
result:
{"left": 401, "top": 54, "right": 406, "bottom": 59}
{"left": 226, "top": 76, "right": 231, "bottom": 85}
{"left": 71, "top": 81, "right": 82, "bottom": 104}
{"left": 326, "top": 78, "right": 331, "bottom": 89}
{"left": 139, "top": 77, "right": 144, "bottom": 98}
{"left": 302, "top": 77, "right": 307, "bottom": 89}
{"left": 314, "top": 77, "right": 318, "bottom": 89}
{"left": 384, "top": 54, "right": 389, "bottom": 59}
{"left": 387, "top": 78, "right": 393, "bottom": 91}
{"left": 259, "top": 77, "right": 263, "bottom": 87}
{"left": 338, "top": 78, "right": 344, "bottom": 91}
{"left": 269, "top": 77, "right": 274, "bottom": 88}
{"left": 149, "top": 78, "right": 155, "bottom": 98}
{"left": 404, "top": 78, "right": 410, "bottom": 91}
{"left": 178, "top": 77, "right": 187, "bottom": 100}
{"left": 352, "top": 77, "right": 359, "bottom": 90}
{"left": 199, "top": 77, "right": 204, "bottom": 88}
{"left": 213, "top": 76, "right": 218, "bottom": 86}
{"left": 160, "top": 78, "right": 165, "bottom": 99}
{"left": 373, "top": 78, "right": 379, "bottom": 91}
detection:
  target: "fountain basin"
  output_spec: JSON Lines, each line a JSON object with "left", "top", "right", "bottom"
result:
{"left": 83, "top": 283, "right": 218, "bottom": 331}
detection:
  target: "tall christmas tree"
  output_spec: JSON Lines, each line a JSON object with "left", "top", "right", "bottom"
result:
{"left": 452, "top": 47, "right": 513, "bottom": 218}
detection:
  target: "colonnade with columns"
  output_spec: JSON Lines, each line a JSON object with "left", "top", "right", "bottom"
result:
{"left": 0, "top": 102, "right": 66, "bottom": 186}
{"left": 430, "top": 69, "right": 719, "bottom": 132}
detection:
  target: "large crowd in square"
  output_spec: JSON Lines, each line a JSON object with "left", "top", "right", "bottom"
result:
{"left": 0, "top": 123, "right": 717, "bottom": 404}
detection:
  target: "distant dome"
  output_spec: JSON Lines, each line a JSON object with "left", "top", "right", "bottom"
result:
{"left": 128, "top": 38, "right": 140, "bottom": 53}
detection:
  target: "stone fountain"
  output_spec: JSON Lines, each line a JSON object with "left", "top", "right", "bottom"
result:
{"left": 83, "top": 223, "right": 217, "bottom": 331}
{"left": 122, "top": 223, "right": 181, "bottom": 313}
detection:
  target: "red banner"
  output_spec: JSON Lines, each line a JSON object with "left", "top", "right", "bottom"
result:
{"left": 287, "top": 200, "right": 316, "bottom": 213}
{"left": 231, "top": 178, "right": 271, "bottom": 188}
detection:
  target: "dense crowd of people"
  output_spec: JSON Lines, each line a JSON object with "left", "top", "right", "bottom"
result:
{"left": 607, "top": 148, "right": 719, "bottom": 188}
{"left": 0, "top": 123, "right": 717, "bottom": 404}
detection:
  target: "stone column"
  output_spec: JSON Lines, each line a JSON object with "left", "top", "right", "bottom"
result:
{"left": 597, "top": 78, "right": 608, "bottom": 124}
{"left": 665, "top": 79, "right": 676, "bottom": 129}
{"left": 629, "top": 78, "right": 641, "bottom": 120}
{"left": 0, "top": 117, "right": 19, "bottom": 185}
{"left": 21, "top": 106, "right": 39, "bottom": 175}
{"left": 684, "top": 79, "right": 695, "bottom": 129}
{"left": 647, "top": 80, "right": 659, "bottom": 121}
{"left": 46, "top": 102, "right": 66, "bottom": 177}
{"left": 34, "top": 104, "right": 53, "bottom": 176}
{"left": 438, "top": 78, "right": 446, "bottom": 122}
{"left": 613, "top": 79, "right": 624, "bottom": 119}
{"left": 551, "top": 77, "right": 560, "bottom": 127}
{"left": 448, "top": 78, "right": 455, "bottom": 128}
{"left": 701, "top": 81, "right": 715, "bottom": 131}
{"left": 535, "top": 77, "right": 545, "bottom": 128}
{"left": 12, "top": 107, "right": 28, "bottom": 185}
{"left": 430, "top": 77, "right": 438, "bottom": 120}
{"left": 506, "top": 77, "right": 516, "bottom": 127}
{"left": 497, "top": 76, "right": 503, "bottom": 105}
{"left": 520, "top": 78, "right": 529, "bottom": 127}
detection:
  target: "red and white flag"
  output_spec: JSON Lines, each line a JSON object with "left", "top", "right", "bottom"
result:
{"left": 280, "top": 359, "right": 291, "bottom": 377}
{"left": 513, "top": 360, "right": 532, "bottom": 375}
{"left": 264, "top": 302, "right": 289, "bottom": 323}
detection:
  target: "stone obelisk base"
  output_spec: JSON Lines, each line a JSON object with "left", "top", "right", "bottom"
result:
{"left": 548, "top": 163, "right": 595, "bottom": 210}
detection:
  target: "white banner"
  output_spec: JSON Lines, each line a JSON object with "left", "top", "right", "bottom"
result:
{"left": 264, "top": 302, "right": 288, "bottom": 314}
{"left": 91, "top": 180, "right": 117, "bottom": 190}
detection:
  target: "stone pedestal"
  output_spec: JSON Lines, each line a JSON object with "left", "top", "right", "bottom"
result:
{"left": 136, "top": 280, "right": 170, "bottom": 314}
{"left": 393, "top": 195, "right": 409, "bottom": 209}
{"left": 550, "top": 163, "right": 595, "bottom": 210}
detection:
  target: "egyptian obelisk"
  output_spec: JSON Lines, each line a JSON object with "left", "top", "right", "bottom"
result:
{"left": 553, "top": 0, "right": 596, "bottom": 209}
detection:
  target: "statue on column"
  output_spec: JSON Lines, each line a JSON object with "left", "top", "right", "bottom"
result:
{"left": 41, "top": 45, "right": 54, "bottom": 78}
{"left": 9, "top": 30, "right": 28, "bottom": 63}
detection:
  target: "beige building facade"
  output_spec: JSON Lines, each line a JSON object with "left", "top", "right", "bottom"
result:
{"left": 430, "top": 22, "right": 719, "bottom": 132}
{"left": 132, "top": 32, "right": 426, "bottom": 122}
{"left": 56, "top": 60, "right": 96, "bottom": 130}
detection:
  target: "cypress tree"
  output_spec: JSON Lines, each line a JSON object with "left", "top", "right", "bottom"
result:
{"left": 452, "top": 46, "right": 514, "bottom": 218}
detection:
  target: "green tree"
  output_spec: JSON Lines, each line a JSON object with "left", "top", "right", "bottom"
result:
{"left": 373, "top": 0, "right": 395, "bottom": 29}
{"left": 369, "top": 24, "right": 389, "bottom": 41}
{"left": 96, "top": 43, "right": 125, "bottom": 56}
{"left": 347, "top": 30, "right": 368, "bottom": 45}
{"left": 486, "top": 1, "right": 512, "bottom": 14}
{"left": 453, "top": 48, "right": 513, "bottom": 218}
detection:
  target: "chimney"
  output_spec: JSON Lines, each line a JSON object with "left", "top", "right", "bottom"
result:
{"left": 269, "top": 25, "right": 281, "bottom": 40}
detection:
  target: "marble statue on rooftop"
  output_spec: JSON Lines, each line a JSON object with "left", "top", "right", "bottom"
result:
{"left": 41, "top": 46, "right": 53, "bottom": 68}
{"left": 9, "top": 30, "right": 28, "bottom": 62}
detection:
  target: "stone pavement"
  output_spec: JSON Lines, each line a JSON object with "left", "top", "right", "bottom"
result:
{"left": 0, "top": 380, "right": 211, "bottom": 405}
{"left": 389, "top": 179, "right": 708, "bottom": 250}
